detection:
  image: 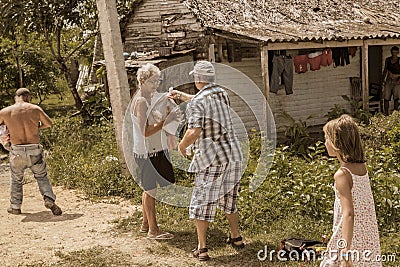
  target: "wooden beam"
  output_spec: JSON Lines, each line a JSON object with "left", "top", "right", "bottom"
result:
{"left": 267, "top": 39, "right": 363, "bottom": 50}
{"left": 260, "top": 45, "right": 270, "bottom": 100}
{"left": 214, "top": 32, "right": 261, "bottom": 45}
{"left": 362, "top": 41, "right": 369, "bottom": 111}
{"left": 365, "top": 38, "right": 400, "bottom": 46}
{"left": 217, "top": 37, "right": 227, "bottom": 62}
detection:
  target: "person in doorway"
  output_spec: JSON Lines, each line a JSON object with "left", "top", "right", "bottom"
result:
{"left": 169, "top": 61, "right": 244, "bottom": 261}
{"left": 382, "top": 46, "right": 400, "bottom": 115}
{"left": 0, "top": 88, "right": 62, "bottom": 215}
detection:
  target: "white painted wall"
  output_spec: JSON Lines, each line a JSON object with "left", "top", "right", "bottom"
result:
{"left": 218, "top": 52, "right": 359, "bottom": 132}
{"left": 269, "top": 50, "right": 359, "bottom": 129}
{"left": 214, "top": 59, "right": 265, "bottom": 139}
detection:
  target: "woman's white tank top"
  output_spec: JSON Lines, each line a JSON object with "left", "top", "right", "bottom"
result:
{"left": 131, "top": 98, "right": 167, "bottom": 158}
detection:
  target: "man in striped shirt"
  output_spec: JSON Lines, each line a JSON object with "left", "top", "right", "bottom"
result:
{"left": 170, "top": 61, "right": 244, "bottom": 261}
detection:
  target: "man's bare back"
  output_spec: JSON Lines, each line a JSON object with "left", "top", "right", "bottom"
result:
{"left": 0, "top": 101, "right": 52, "bottom": 145}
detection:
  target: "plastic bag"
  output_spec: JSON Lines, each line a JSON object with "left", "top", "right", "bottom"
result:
{"left": 0, "top": 125, "right": 11, "bottom": 150}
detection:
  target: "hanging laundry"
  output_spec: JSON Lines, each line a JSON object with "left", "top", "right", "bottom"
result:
{"left": 349, "top": 47, "right": 357, "bottom": 57}
{"left": 270, "top": 54, "right": 294, "bottom": 95}
{"left": 293, "top": 54, "right": 308, "bottom": 74}
{"left": 308, "top": 51, "right": 323, "bottom": 71}
{"left": 320, "top": 49, "right": 333, "bottom": 66}
{"left": 268, "top": 50, "right": 274, "bottom": 82}
{"left": 332, "top": 47, "right": 350, "bottom": 67}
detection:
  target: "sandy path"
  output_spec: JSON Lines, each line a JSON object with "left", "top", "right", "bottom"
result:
{"left": 0, "top": 161, "right": 199, "bottom": 267}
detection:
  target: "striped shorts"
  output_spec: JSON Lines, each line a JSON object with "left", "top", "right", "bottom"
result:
{"left": 189, "top": 161, "right": 242, "bottom": 222}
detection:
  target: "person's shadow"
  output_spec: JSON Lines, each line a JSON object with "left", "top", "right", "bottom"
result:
{"left": 21, "top": 211, "right": 83, "bottom": 223}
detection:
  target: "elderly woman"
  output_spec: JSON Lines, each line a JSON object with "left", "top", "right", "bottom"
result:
{"left": 131, "top": 63, "right": 175, "bottom": 240}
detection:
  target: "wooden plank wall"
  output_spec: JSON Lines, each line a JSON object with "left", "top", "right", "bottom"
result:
{"left": 215, "top": 59, "right": 264, "bottom": 139}
{"left": 123, "top": 0, "right": 203, "bottom": 53}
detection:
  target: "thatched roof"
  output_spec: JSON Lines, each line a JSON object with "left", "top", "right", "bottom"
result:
{"left": 184, "top": 0, "right": 400, "bottom": 42}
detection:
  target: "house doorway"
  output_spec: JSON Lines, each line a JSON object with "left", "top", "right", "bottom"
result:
{"left": 368, "top": 45, "right": 383, "bottom": 111}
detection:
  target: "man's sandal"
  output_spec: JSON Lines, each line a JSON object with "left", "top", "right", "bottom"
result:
{"left": 226, "top": 236, "right": 245, "bottom": 249}
{"left": 192, "top": 247, "right": 210, "bottom": 261}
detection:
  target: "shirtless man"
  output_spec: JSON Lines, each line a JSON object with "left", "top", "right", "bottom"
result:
{"left": 0, "top": 88, "right": 62, "bottom": 215}
{"left": 382, "top": 46, "right": 400, "bottom": 115}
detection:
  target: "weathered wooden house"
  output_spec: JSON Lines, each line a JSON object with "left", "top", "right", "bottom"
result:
{"left": 121, "top": 0, "right": 400, "bottom": 132}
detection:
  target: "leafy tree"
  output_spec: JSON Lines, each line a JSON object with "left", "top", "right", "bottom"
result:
{"left": 21, "top": 37, "right": 65, "bottom": 103}
{"left": 0, "top": 0, "right": 98, "bottom": 115}
{"left": 0, "top": 33, "right": 65, "bottom": 107}
{"left": 0, "top": 38, "right": 19, "bottom": 108}
{"left": 0, "top": 0, "right": 138, "bottom": 117}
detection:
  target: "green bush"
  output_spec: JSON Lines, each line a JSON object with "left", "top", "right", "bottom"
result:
{"left": 41, "top": 112, "right": 400, "bottom": 255}
{"left": 41, "top": 116, "right": 140, "bottom": 199}
{"left": 359, "top": 111, "right": 400, "bottom": 234}
{"left": 325, "top": 95, "right": 372, "bottom": 124}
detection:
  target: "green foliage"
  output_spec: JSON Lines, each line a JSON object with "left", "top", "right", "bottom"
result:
{"left": 358, "top": 111, "right": 400, "bottom": 234}
{"left": 41, "top": 116, "right": 139, "bottom": 199}
{"left": 21, "top": 39, "right": 64, "bottom": 103}
{"left": 279, "top": 112, "right": 313, "bottom": 155}
{"left": 42, "top": 112, "right": 400, "bottom": 257}
{"left": 0, "top": 35, "right": 65, "bottom": 108}
{"left": 325, "top": 104, "right": 347, "bottom": 121}
{"left": 325, "top": 95, "right": 373, "bottom": 124}
{"left": 82, "top": 84, "right": 113, "bottom": 123}
{"left": 237, "top": 141, "right": 336, "bottom": 236}
{"left": 342, "top": 95, "right": 373, "bottom": 124}
{"left": 0, "top": 37, "right": 19, "bottom": 107}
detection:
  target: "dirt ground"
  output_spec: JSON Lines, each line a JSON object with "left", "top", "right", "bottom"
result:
{"left": 0, "top": 160, "right": 208, "bottom": 267}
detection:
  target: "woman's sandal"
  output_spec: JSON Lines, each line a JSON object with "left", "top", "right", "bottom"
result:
{"left": 226, "top": 236, "right": 245, "bottom": 249}
{"left": 139, "top": 225, "right": 149, "bottom": 233}
{"left": 192, "top": 247, "right": 210, "bottom": 261}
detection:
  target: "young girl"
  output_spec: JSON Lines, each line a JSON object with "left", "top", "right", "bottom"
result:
{"left": 321, "top": 115, "right": 381, "bottom": 267}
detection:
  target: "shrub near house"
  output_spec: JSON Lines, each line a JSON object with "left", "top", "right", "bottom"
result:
{"left": 42, "top": 112, "right": 400, "bottom": 258}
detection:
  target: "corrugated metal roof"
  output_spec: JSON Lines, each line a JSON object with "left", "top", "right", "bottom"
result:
{"left": 184, "top": 0, "right": 400, "bottom": 42}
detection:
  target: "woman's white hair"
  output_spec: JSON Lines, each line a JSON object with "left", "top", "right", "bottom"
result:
{"left": 137, "top": 63, "right": 161, "bottom": 86}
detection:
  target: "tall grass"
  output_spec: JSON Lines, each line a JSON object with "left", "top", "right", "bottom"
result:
{"left": 41, "top": 113, "right": 400, "bottom": 263}
{"left": 41, "top": 117, "right": 140, "bottom": 200}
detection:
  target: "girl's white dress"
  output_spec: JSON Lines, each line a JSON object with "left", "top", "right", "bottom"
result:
{"left": 320, "top": 167, "right": 382, "bottom": 267}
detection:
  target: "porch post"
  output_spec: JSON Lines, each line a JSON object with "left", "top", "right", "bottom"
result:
{"left": 362, "top": 41, "right": 369, "bottom": 111}
{"left": 208, "top": 44, "right": 215, "bottom": 62}
{"left": 260, "top": 45, "right": 270, "bottom": 100}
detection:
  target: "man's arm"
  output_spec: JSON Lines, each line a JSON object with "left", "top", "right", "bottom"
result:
{"left": 178, "top": 97, "right": 204, "bottom": 155}
{"left": 382, "top": 58, "right": 389, "bottom": 85}
{"left": 178, "top": 128, "right": 202, "bottom": 155}
{"left": 169, "top": 90, "right": 194, "bottom": 102}
{"left": 135, "top": 98, "right": 165, "bottom": 137}
{"left": 38, "top": 108, "right": 52, "bottom": 129}
{"left": 0, "top": 109, "right": 4, "bottom": 125}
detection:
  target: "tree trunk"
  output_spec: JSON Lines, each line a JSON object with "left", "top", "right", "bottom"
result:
{"left": 89, "top": 32, "right": 103, "bottom": 84}
{"left": 96, "top": 0, "right": 131, "bottom": 176}
{"left": 13, "top": 33, "right": 24, "bottom": 88}
{"left": 70, "top": 59, "right": 80, "bottom": 91}
{"left": 61, "top": 62, "right": 84, "bottom": 110}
